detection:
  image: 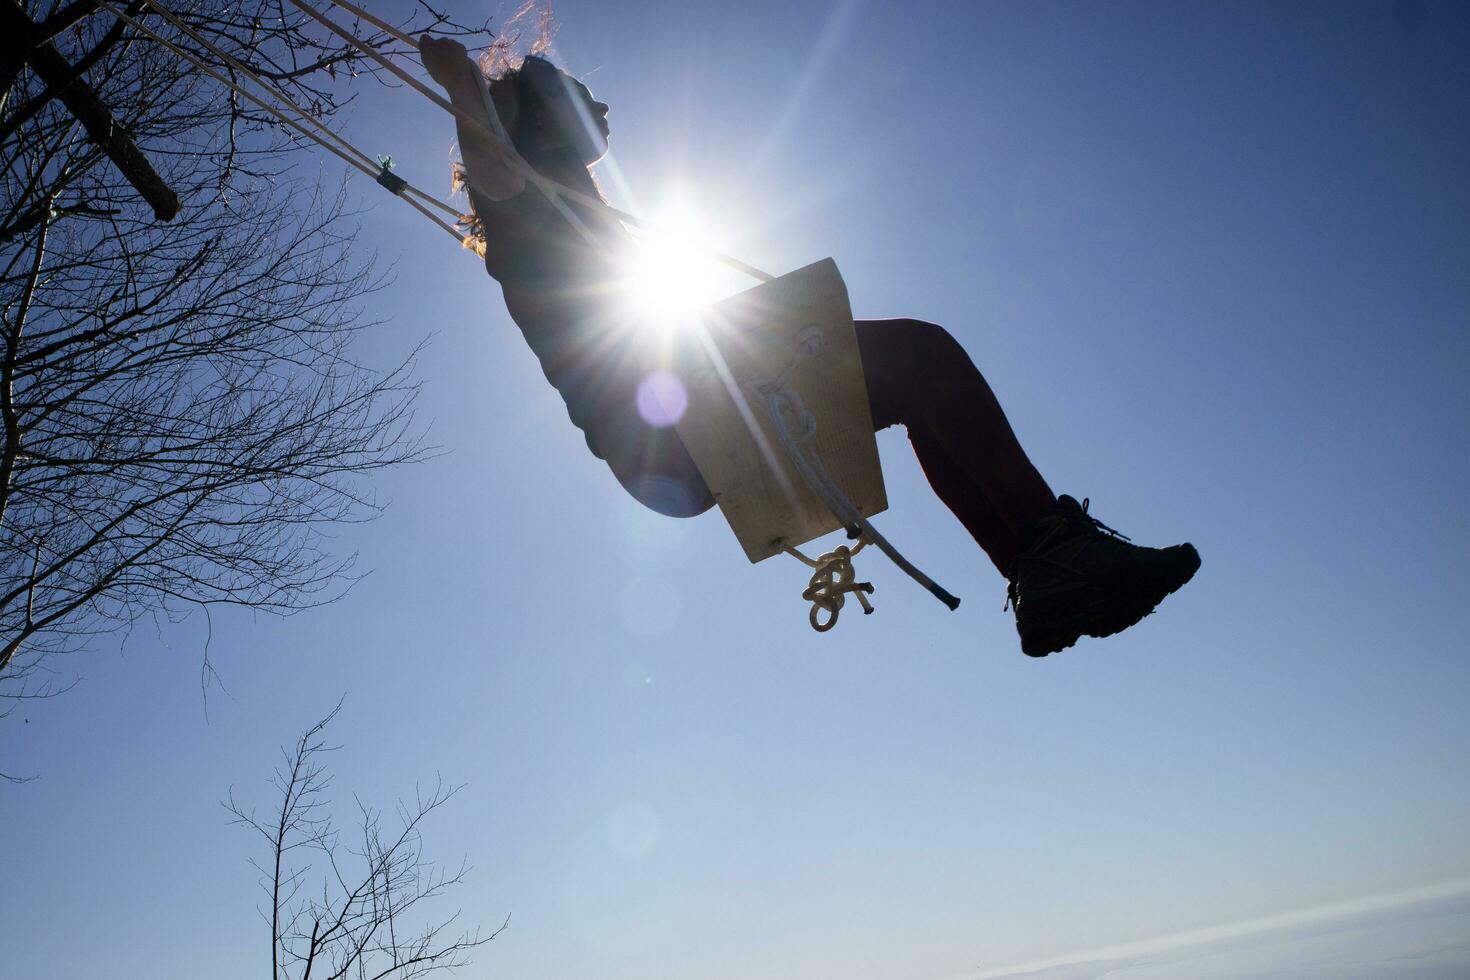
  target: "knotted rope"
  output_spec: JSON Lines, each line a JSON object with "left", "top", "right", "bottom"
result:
{"left": 755, "top": 330, "right": 961, "bottom": 631}
{"left": 782, "top": 536, "right": 875, "bottom": 632}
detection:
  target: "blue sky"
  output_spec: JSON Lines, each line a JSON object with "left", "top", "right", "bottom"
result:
{"left": 3, "top": 1, "right": 1468, "bottom": 977}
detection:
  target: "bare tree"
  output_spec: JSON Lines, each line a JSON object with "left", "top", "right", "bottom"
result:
{"left": 0, "top": 2, "right": 488, "bottom": 727}
{"left": 226, "top": 703, "right": 504, "bottom": 980}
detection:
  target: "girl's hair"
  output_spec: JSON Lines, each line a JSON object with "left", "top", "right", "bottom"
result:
{"left": 453, "top": 3, "right": 614, "bottom": 253}
{"left": 480, "top": 1, "right": 556, "bottom": 80}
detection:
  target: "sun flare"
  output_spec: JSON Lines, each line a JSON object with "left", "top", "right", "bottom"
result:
{"left": 621, "top": 202, "right": 734, "bottom": 327}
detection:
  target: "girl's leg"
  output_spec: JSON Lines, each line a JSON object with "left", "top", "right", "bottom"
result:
{"left": 597, "top": 316, "right": 1059, "bottom": 554}
{"left": 903, "top": 430, "right": 1025, "bottom": 574}
{"left": 852, "top": 318, "right": 1199, "bottom": 656}
{"left": 854, "top": 317, "right": 1056, "bottom": 573}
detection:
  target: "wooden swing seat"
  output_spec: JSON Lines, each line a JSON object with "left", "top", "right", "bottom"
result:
{"left": 672, "top": 259, "right": 887, "bottom": 564}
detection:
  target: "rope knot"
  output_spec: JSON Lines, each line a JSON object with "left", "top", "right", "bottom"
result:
{"left": 784, "top": 538, "right": 875, "bottom": 632}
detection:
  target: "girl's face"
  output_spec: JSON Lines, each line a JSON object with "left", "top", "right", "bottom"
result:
{"left": 524, "top": 63, "right": 610, "bottom": 165}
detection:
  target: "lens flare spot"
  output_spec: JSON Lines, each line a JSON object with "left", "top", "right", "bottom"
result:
{"left": 621, "top": 663, "right": 654, "bottom": 688}
{"left": 606, "top": 802, "right": 660, "bottom": 859}
{"left": 619, "top": 576, "right": 679, "bottom": 635}
{"left": 636, "top": 370, "right": 688, "bottom": 427}
{"left": 615, "top": 493, "right": 694, "bottom": 568}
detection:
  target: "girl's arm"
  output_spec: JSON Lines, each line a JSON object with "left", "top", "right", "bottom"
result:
{"left": 467, "top": 186, "right": 548, "bottom": 285}
{"left": 421, "top": 37, "right": 614, "bottom": 293}
{"left": 419, "top": 36, "right": 541, "bottom": 283}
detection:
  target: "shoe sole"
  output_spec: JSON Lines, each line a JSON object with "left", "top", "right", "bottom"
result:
{"left": 1087, "top": 543, "right": 1201, "bottom": 640}
{"left": 1021, "top": 615, "right": 1087, "bottom": 657}
{"left": 1017, "top": 584, "right": 1092, "bottom": 657}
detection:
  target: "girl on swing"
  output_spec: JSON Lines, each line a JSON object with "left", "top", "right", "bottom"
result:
{"left": 418, "top": 35, "right": 1198, "bottom": 657}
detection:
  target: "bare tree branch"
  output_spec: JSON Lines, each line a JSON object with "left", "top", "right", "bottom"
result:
{"left": 0, "top": 0, "right": 496, "bottom": 741}
{"left": 225, "top": 704, "right": 503, "bottom": 980}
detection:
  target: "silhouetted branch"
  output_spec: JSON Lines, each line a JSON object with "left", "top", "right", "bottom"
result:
{"left": 1, "top": 0, "right": 177, "bottom": 219}
{"left": 225, "top": 704, "right": 502, "bottom": 980}
{"left": 0, "top": 0, "right": 499, "bottom": 736}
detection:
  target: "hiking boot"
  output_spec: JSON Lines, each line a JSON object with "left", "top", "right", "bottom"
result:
{"left": 1007, "top": 496, "right": 1200, "bottom": 657}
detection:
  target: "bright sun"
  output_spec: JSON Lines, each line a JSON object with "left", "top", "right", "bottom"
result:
{"left": 622, "top": 203, "right": 733, "bottom": 327}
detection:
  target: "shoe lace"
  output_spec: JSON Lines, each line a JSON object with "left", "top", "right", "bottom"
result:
{"left": 1004, "top": 498, "right": 1129, "bottom": 612}
{"left": 1074, "top": 497, "right": 1131, "bottom": 542}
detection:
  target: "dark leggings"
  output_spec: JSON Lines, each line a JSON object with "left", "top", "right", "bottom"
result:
{"left": 610, "top": 318, "right": 1056, "bottom": 575}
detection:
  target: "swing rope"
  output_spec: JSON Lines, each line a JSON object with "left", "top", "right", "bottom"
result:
{"left": 314, "top": 0, "right": 420, "bottom": 49}
{"left": 98, "top": 0, "right": 469, "bottom": 244}
{"left": 280, "top": 0, "right": 778, "bottom": 283}
{"left": 105, "top": 0, "right": 773, "bottom": 280}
